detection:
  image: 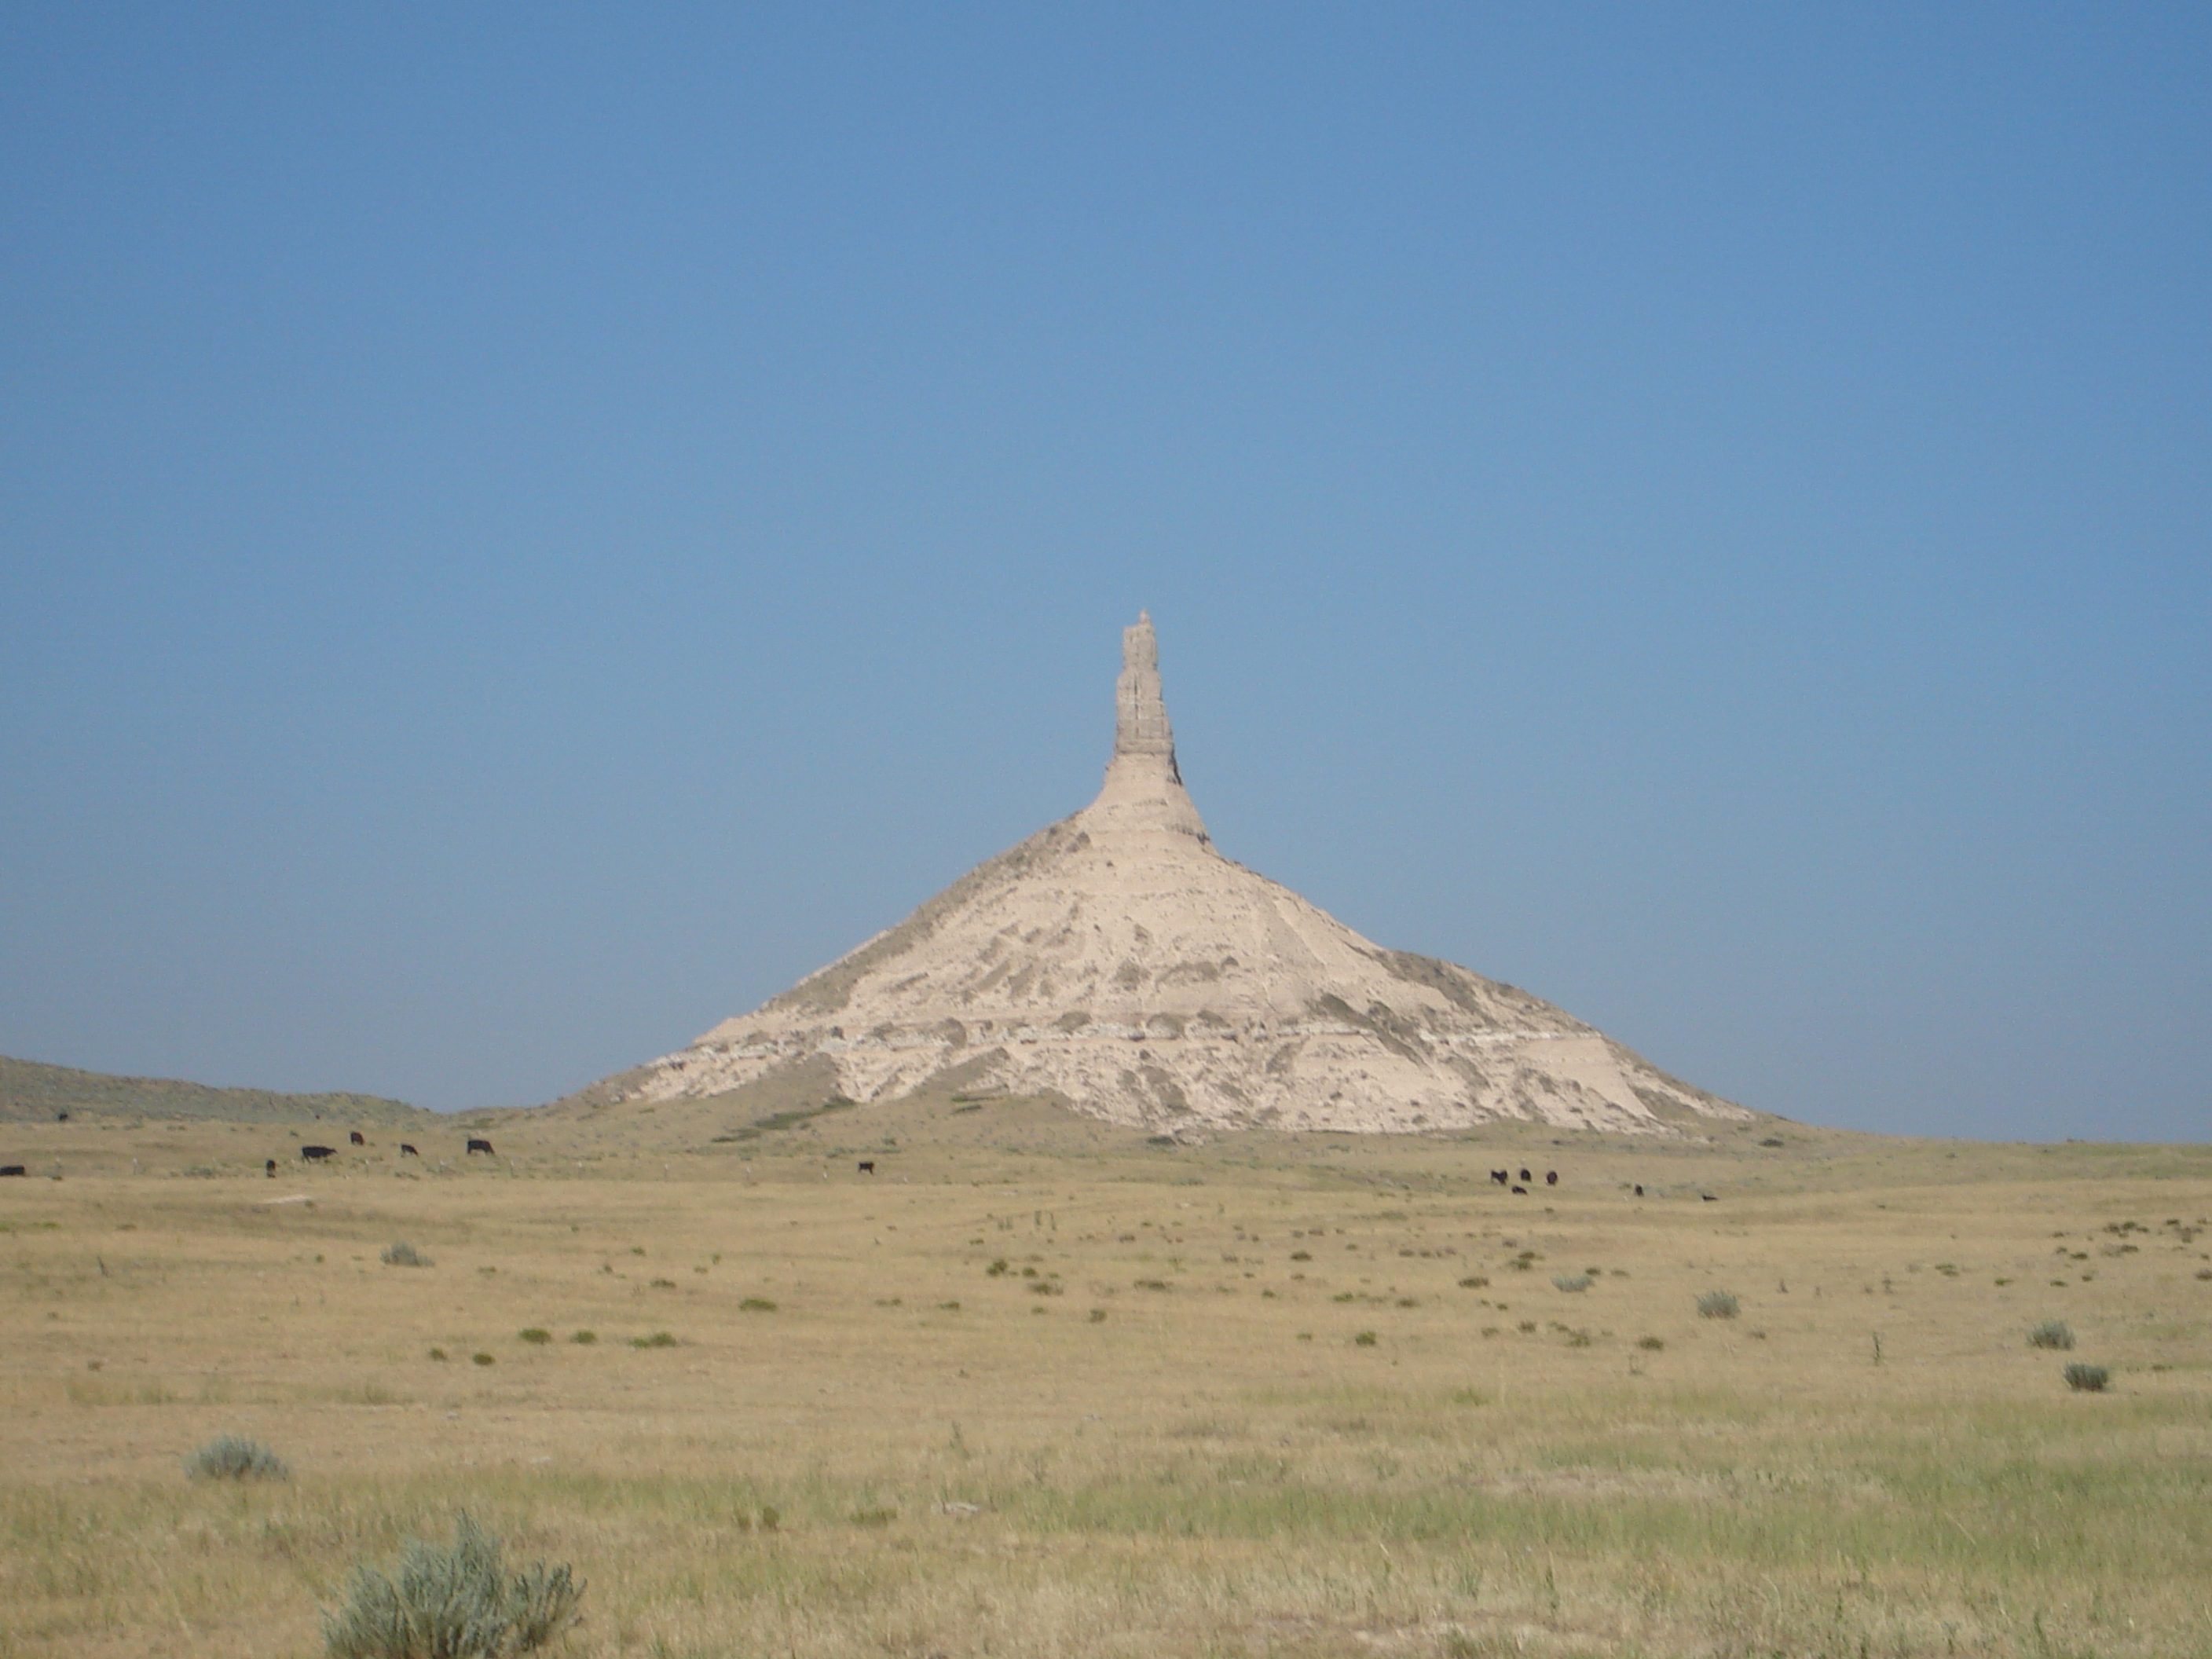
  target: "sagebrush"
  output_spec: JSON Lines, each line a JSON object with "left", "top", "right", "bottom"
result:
{"left": 321, "top": 1512, "right": 581, "bottom": 1659}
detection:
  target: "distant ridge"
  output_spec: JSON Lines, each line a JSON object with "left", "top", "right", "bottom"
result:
{"left": 0, "top": 1053, "right": 432, "bottom": 1126}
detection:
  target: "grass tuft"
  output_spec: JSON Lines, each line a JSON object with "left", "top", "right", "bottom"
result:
{"left": 379, "top": 1242, "right": 430, "bottom": 1268}
{"left": 182, "top": 1434, "right": 287, "bottom": 1481}
{"left": 2029, "top": 1320, "right": 2075, "bottom": 1350}
{"left": 1696, "top": 1290, "right": 1740, "bottom": 1320}
{"left": 518, "top": 1328, "right": 551, "bottom": 1345}
{"left": 2063, "top": 1363, "right": 2111, "bottom": 1393}
{"left": 1551, "top": 1273, "right": 1592, "bottom": 1292}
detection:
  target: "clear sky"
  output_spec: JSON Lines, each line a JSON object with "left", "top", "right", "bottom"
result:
{"left": 2, "top": 6, "right": 2205, "bottom": 1141}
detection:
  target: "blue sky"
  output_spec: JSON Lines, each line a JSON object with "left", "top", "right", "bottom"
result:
{"left": 2, "top": 5, "right": 2205, "bottom": 1140}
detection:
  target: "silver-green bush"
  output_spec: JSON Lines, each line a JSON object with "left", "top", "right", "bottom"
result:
{"left": 2063, "top": 1363, "right": 2111, "bottom": 1393}
{"left": 321, "top": 1513, "right": 581, "bottom": 1659}
{"left": 1696, "top": 1290, "right": 1740, "bottom": 1320}
{"left": 183, "top": 1434, "right": 288, "bottom": 1481}
{"left": 2029, "top": 1320, "right": 2075, "bottom": 1350}
{"left": 1552, "top": 1273, "right": 1593, "bottom": 1292}
{"left": 380, "top": 1242, "right": 430, "bottom": 1268}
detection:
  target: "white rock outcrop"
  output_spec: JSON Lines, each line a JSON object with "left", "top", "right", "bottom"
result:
{"left": 599, "top": 613, "right": 1746, "bottom": 1135}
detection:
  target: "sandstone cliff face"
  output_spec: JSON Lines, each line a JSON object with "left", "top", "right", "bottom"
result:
{"left": 602, "top": 613, "right": 1747, "bottom": 1136}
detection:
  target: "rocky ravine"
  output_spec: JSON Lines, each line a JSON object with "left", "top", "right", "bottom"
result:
{"left": 577, "top": 614, "right": 1749, "bottom": 1137}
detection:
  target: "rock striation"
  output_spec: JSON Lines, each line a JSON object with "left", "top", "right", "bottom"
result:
{"left": 590, "top": 613, "right": 1747, "bottom": 1136}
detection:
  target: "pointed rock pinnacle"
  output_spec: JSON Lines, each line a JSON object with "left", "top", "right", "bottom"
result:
{"left": 1114, "top": 610, "right": 1177, "bottom": 767}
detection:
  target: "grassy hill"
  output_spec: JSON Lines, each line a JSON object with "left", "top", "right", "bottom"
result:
{"left": 0, "top": 1052, "right": 433, "bottom": 1127}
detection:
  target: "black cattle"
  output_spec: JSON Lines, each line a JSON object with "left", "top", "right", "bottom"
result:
{"left": 466, "top": 1137, "right": 495, "bottom": 1155}
{"left": 1545, "top": 1170, "right": 1558, "bottom": 1186}
{"left": 265, "top": 1159, "right": 276, "bottom": 1177}
{"left": 0, "top": 1165, "right": 26, "bottom": 1177}
{"left": 56, "top": 1111, "right": 68, "bottom": 1123}
{"left": 399, "top": 1143, "right": 419, "bottom": 1157}
{"left": 349, "top": 1131, "right": 366, "bottom": 1147}
{"left": 1701, "top": 1192, "right": 1717, "bottom": 1203}
{"left": 1489, "top": 1170, "right": 1508, "bottom": 1185}
{"left": 1518, "top": 1167, "right": 1531, "bottom": 1182}
{"left": 1633, "top": 1184, "right": 1644, "bottom": 1197}
{"left": 300, "top": 1144, "right": 336, "bottom": 1162}
{"left": 857, "top": 1160, "right": 875, "bottom": 1174}
{"left": 1511, "top": 1184, "right": 1528, "bottom": 1195}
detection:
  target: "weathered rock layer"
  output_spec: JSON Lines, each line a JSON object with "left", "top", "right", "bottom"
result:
{"left": 595, "top": 614, "right": 1747, "bottom": 1135}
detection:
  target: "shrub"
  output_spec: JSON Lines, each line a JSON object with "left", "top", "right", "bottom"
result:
{"left": 631, "top": 1331, "right": 679, "bottom": 1348}
{"left": 1290, "top": 1251, "right": 1312, "bottom": 1261}
{"left": 1353, "top": 1330, "right": 1378, "bottom": 1346}
{"left": 471, "top": 1353, "right": 495, "bottom": 1367}
{"left": 321, "top": 1512, "right": 581, "bottom": 1659}
{"left": 1458, "top": 1276, "right": 1489, "bottom": 1289}
{"left": 2064, "top": 1363, "right": 2110, "bottom": 1393}
{"left": 2029, "top": 1320, "right": 2076, "bottom": 1350}
{"left": 184, "top": 1434, "right": 287, "bottom": 1481}
{"left": 428, "top": 1348, "right": 448, "bottom": 1362}
{"left": 739, "top": 1297, "right": 777, "bottom": 1313}
{"left": 569, "top": 1331, "right": 595, "bottom": 1345}
{"left": 1552, "top": 1273, "right": 1592, "bottom": 1292}
{"left": 648, "top": 1277, "right": 677, "bottom": 1290}
{"left": 380, "top": 1243, "right": 430, "bottom": 1268}
{"left": 1088, "top": 1308, "right": 1108, "bottom": 1322}
{"left": 518, "top": 1328, "right": 551, "bottom": 1345}
{"left": 1636, "top": 1336, "right": 1664, "bottom": 1351}
{"left": 1697, "top": 1291, "right": 1740, "bottom": 1320}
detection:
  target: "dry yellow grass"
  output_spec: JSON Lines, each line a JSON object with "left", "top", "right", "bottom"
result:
{"left": 2, "top": 1104, "right": 2209, "bottom": 1657}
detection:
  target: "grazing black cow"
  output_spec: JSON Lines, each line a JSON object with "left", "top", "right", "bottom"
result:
{"left": 349, "top": 1131, "right": 366, "bottom": 1147}
{"left": 466, "top": 1137, "right": 495, "bottom": 1156}
{"left": 399, "top": 1143, "right": 419, "bottom": 1157}
{"left": 1700, "top": 1192, "right": 1717, "bottom": 1202}
{"left": 300, "top": 1144, "right": 336, "bottom": 1162}
{"left": 0, "top": 1165, "right": 26, "bottom": 1177}
{"left": 1489, "top": 1170, "right": 1509, "bottom": 1185}
{"left": 1518, "top": 1167, "right": 1531, "bottom": 1182}
{"left": 1545, "top": 1170, "right": 1558, "bottom": 1186}
{"left": 56, "top": 1111, "right": 68, "bottom": 1122}
{"left": 857, "top": 1160, "right": 875, "bottom": 1174}
{"left": 1511, "top": 1184, "right": 1528, "bottom": 1195}
{"left": 265, "top": 1159, "right": 276, "bottom": 1177}
{"left": 1633, "top": 1184, "right": 1644, "bottom": 1197}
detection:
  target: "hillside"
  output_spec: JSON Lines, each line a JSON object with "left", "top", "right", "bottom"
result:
{"left": 0, "top": 1053, "right": 434, "bottom": 1127}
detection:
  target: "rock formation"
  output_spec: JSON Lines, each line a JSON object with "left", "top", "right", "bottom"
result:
{"left": 588, "top": 613, "right": 1747, "bottom": 1135}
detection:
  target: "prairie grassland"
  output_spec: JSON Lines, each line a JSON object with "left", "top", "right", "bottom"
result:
{"left": 2, "top": 1107, "right": 2209, "bottom": 1657}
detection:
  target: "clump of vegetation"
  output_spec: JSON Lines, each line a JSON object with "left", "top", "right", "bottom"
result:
{"left": 569, "top": 1331, "right": 595, "bottom": 1345}
{"left": 379, "top": 1243, "right": 430, "bottom": 1268}
{"left": 518, "top": 1328, "right": 551, "bottom": 1345}
{"left": 1289, "top": 1250, "right": 1311, "bottom": 1261}
{"left": 321, "top": 1512, "right": 581, "bottom": 1659}
{"left": 739, "top": 1297, "right": 777, "bottom": 1313}
{"left": 183, "top": 1434, "right": 287, "bottom": 1481}
{"left": 985, "top": 1258, "right": 1010, "bottom": 1276}
{"left": 2064, "top": 1363, "right": 2111, "bottom": 1393}
{"left": 1697, "top": 1291, "right": 1740, "bottom": 1320}
{"left": 1353, "top": 1330, "right": 1378, "bottom": 1347}
{"left": 428, "top": 1348, "right": 448, "bottom": 1362}
{"left": 1458, "top": 1275, "right": 1489, "bottom": 1289}
{"left": 1636, "top": 1335, "right": 1664, "bottom": 1351}
{"left": 1088, "top": 1308, "right": 1108, "bottom": 1322}
{"left": 2030, "top": 1320, "right": 2076, "bottom": 1350}
{"left": 631, "top": 1331, "right": 679, "bottom": 1348}
{"left": 648, "top": 1277, "right": 677, "bottom": 1290}
{"left": 1552, "top": 1273, "right": 1593, "bottom": 1292}
{"left": 471, "top": 1353, "right": 495, "bottom": 1367}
